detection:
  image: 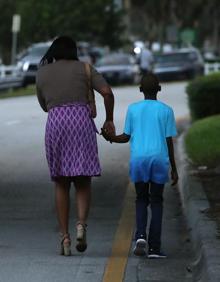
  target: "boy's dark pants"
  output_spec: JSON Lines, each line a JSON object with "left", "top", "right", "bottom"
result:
{"left": 135, "top": 182, "right": 164, "bottom": 251}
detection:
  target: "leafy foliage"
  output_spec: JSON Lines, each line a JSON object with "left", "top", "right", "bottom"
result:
{"left": 130, "top": 0, "right": 220, "bottom": 49}
{"left": 0, "top": 0, "right": 125, "bottom": 63}
{"left": 186, "top": 72, "right": 220, "bottom": 120}
{"left": 185, "top": 115, "right": 220, "bottom": 167}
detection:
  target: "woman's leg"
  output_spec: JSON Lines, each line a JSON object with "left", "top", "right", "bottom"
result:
{"left": 73, "top": 176, "right": 91, "bottom": 224}
{"left": 73, "top": 176, "right": 91, "bottom": 252}
{"left": 55, "top": 177, "right": 71, "bottom": 235}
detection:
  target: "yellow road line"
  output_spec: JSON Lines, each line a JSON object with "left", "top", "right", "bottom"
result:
{"left": 103, "top": 182, "right": 135, "bottom": 282}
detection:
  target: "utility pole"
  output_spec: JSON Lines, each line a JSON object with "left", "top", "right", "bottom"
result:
{"left": 124, "top": 0, "right": 131, "bottom": 39}
{"left": 11, "top": 14, "right": 21, "bottom": 65}
{"left": 213, "top": 8, "right": 219, "bottom": 53}
{"left": 124, "top": 0, "right": 130, "bottom": 10}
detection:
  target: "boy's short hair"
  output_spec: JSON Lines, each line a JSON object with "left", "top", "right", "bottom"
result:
{"left": 140, "top": 72, "right": 161, "bottom": 93}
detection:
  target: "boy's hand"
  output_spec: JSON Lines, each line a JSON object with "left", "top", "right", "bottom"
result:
{"left": 171, "top": 170, "right": 179, "bottom": 186}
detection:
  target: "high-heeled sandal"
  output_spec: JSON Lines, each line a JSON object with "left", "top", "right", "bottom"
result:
{"left": 60, "top": 233, "right": 71, "bottom": 256}
{"left": 76, "top": 222, "right": 87, "bottom": 252}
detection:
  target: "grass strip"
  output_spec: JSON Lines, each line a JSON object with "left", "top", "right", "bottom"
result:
{"left": 0, "top": 85, "right": 36, "bottom": 99}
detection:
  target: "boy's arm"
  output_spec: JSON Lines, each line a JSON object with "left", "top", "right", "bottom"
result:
{"left": 110, "top": 133, "right": 130, "bottom": 143}
{"left": 101, "top": 129, "right": 130, "bottom": 143}
{"left": 166, "top": 137, "right": 178, "bottom": 185}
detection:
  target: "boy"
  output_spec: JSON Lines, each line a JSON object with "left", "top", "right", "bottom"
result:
{"left": 101, "top": 73, "right": 178, "bottom": 258}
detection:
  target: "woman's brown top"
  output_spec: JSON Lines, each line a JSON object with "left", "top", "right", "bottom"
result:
{"left": 36, "top": 60, "right": 108, "bottom": 112}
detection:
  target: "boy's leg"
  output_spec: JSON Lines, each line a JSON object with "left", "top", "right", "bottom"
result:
{"left": 148, "top": 182, "right": 164, "bottom": 254}
{"left": 134, "top": 182, "right": 149, "bottom": 240}
{"left": 133, "top": 182, "right": 149, "bottom": 256}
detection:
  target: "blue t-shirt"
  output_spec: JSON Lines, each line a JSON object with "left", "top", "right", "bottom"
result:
{"left": 124, "top": 100, "right": 177, "bottom": 184}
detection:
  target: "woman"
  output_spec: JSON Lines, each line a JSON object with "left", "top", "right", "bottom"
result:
{"left": 36, "top": 36, "right": 115, "bottom": 256}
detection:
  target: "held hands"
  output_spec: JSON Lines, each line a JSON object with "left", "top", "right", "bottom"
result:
{"left": 171, "top": 170, "right": 179, "bottom": 186}
{"left": 101, "top": 120, "right": 115, "bottom": 143}
{"left": 102, "top": 120, "right": 115, "bottom": 135}
{"left": 101, "top": 128, "right": 114, "bottom": 142}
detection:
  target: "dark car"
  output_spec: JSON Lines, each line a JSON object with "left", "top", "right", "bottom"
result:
{"left": 17, "top": 41, "right": 92, "bottom": 86}
{"left": 17, "top": 42, "right": 52, "bottom": 86}
{"left": 153, "top": 49, "right": 204, "bottom": 81}
{"left": 95, "top": 53, "right": 140, "bottom": 85}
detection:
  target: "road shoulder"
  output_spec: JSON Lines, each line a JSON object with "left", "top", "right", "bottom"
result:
{"left": 177, "top": 133, "right": 220, "bottom": 282}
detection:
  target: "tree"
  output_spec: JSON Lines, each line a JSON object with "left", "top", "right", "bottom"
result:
{"left": 130, "top": 0, "right": 174, "bottom": 47}
{"left": 130, "top": 0, "right": 220, "bottom": 52}
{"left": 0, "top": 0, "right": 16, "bottom": 63}
{"left": 0, "top": 0, "right": 125, "bottom": 63}
{"left": 17, "top": 0, "right": 125, "bottom": 49}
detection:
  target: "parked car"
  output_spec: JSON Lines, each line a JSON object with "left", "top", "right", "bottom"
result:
{"left": 0, "top": 64, "right": 24, "bottom": 90}
{"left": 89, "top": 46, "right": 107, "bottom": 64}
{"left": 17, "top": 41, "right": 92, "bottom": 86}
{"left": 153, "top": 48, "right": 204, "bottom": 81}
{"left": 95, "top": 53, "right": 140, "bottom": 85}
{"left": 17, "top": 42, "right": 52, "bottom": 86}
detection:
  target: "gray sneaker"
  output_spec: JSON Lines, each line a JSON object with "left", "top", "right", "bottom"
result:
{"left": 133, "top": 239, "right": 147, "bottom": 256}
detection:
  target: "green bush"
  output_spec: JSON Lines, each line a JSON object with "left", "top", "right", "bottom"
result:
{"left": 186, "top": 72, "right": 220, "bottom": 120}
{"left": 185, "top": 115, "right": 220, "bottom": 167}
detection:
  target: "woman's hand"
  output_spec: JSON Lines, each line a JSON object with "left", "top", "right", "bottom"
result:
{"left": 102, "top": 120, "right": 115, "bottom": 135}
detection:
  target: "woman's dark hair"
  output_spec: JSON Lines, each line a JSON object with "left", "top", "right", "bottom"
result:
{"left": 40, "top": 36, "right": 78, "bottom": 65}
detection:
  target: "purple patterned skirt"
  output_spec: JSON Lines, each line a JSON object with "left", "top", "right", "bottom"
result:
{"left": 45, "top": 103, "right": 101, "bottom": 180}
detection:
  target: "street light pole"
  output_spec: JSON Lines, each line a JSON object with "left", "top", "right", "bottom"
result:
{"left": 11, "top": 32, "right": 18, "bottom": 65}
{"left": 124, "top": 0, "right": 131, "bottom": 39}
{"left": 11, "top": 14, "right": 21, "bottom": 65}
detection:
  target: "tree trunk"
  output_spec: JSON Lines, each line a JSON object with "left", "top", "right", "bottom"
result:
{"left": 213, "top": 10, "right": 219, "bottom": 53}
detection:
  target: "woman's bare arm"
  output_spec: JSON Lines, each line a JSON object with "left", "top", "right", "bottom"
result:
{"left": 98, "top": 86, "right": 115, "bottom": 134}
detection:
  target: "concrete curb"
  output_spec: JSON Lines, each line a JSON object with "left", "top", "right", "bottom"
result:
{"left": 177, "top": 133, "right": 220, "bottom": 282}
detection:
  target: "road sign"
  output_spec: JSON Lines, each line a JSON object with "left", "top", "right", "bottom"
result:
{"left": 12, "top": 14, "right": 21, "bottom": 33}
{"left": 180, "top": 28, "right": 195, "bottom": 45}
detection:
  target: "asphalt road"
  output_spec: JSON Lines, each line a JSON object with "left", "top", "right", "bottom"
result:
{"left": 0, "top": 82, "right": 193, "bottom": 282}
